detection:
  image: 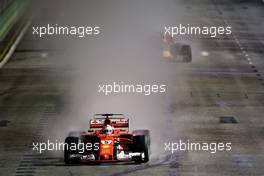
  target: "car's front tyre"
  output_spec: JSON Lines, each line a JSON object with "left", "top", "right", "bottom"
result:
{"left": 180, "top": 45, "right": 192, "bottom": 62}
{"left": 64, "top": 136, "right": 80, "bottom": 164}
{"left": 132, "top": 130, "right": 150, "bottom": 163}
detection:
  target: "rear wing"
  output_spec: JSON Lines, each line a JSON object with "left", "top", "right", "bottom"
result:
{"left": 90, "top": 114, "right": 129, "bottom": 129}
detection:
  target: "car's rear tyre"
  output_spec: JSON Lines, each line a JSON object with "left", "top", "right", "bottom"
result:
{"left": 64, "top": 136, "right": 80, "bottom": 164}
{"left": 133, "top": 131, "right": 150, "bottom": 163}
{"left": 68, "top": 131, "right": 85, "bottom": 137}
{"left": 180, "top": 45, "right": 192, "bottom": 62}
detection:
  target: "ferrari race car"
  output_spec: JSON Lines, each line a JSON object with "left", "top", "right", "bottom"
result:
{"left": 161, "top": 32, "right": 192, "bottom": 62}
{"left": 64, "top": 114, "right": 150, "bottom": 164}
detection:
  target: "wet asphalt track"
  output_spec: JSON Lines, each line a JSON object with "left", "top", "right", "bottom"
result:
{"left": 0, "top": 0, "right": 264, "bottom": 175}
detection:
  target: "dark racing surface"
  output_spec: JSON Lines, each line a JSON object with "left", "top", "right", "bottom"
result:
{"left": 0, "top": 0, "right": 264, "bottom": 175}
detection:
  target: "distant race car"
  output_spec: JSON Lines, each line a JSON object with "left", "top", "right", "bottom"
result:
{"left": 161, "top": 31, "right": 192, "bottom": 62}
{"left": 64, "top": 114, "right": 150, "bottom": 164}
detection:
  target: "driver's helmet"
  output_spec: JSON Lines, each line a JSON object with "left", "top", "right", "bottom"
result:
{"left": 102, "top": 124, "right": 113, "bottom": 135}
{"left": 164, "top": 33, "right": 173, "bottom": 44}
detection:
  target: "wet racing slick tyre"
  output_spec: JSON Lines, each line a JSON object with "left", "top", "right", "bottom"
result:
{"left": 64, "top": 136, "right": 80, "bottom": 164}
{"left": 132, "top": 131, "right": 150, "bottom": 163}
{"left": 180, "top": 44, "right": 192, "bottom": 62}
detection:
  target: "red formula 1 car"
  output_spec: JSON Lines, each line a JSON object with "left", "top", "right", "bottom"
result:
{"left": 64, "top": 114, "right": 150, "bottom": 164}
{"left": 161, "top": 32, "right": 192, "bottom": 62}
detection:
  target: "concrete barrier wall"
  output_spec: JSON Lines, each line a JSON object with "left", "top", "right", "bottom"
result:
{"left": 0, "top": 0, "right": 29, "bottom": 66}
